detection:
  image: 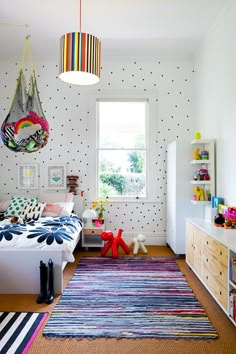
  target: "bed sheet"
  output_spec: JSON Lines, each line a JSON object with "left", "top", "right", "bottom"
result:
{"left": 0, "top": 215, "right": 82, "bottom": 262}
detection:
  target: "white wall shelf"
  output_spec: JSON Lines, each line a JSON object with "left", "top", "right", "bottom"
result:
{"left": 191, "top": 180, "right": 211, "bottom": 185}
{"left": 190, "top": 139, "right": 215, "bottom": 204}
{"left": 190, "top": 160, "right": 210, "bottom": 165}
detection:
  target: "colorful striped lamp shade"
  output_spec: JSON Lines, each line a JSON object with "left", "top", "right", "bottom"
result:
{"left": 59, "top": 32, "right": 101, "bottom": 85}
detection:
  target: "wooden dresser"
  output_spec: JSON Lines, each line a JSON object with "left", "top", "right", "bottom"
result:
{"left": 186, "top": 218, "right": 236, "bottom": 326}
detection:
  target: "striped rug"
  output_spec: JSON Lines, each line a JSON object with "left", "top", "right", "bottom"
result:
{"left": 44, "top": 257, "right": 218, "bottom": 339}
{"left": 0, "top": 312, "right": 47, "bottom": 353}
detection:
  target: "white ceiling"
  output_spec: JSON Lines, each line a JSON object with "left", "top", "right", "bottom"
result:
{"left": 0, "top": 0, "right": 231, "bottom": 60}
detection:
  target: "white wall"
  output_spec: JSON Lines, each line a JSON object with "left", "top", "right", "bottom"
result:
{"left": 195, "top": 0, "right": 236, "bottom": 205}
{"left": 0, "top": 53, "right": 196, "bottom": 244}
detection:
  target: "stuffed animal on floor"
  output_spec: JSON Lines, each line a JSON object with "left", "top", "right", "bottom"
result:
{"left": 130, "top": 234, "right": 148, "bottom": 255}
{"left": 101, "top": 229, "right": 130, "bottom": 258}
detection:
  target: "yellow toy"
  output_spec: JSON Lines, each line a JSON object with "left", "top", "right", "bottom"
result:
{"left": 193, "top": 186, "right": 205, "bottom": 201}
{"left": 193, "top": 148, "right": 201, "bottom": 160}
{"left": 195, "top": 131, "right": 201, "bottom": 140}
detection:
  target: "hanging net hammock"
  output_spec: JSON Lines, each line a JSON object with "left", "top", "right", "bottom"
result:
{"left": 1, "top": 36, "right": 49, "bottom": 152}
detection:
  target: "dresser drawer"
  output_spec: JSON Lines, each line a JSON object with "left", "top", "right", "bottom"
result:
{"left": 203, "top": 251, "right": 228, "bottom": 289}
{"left": 83, "top": 229, "right": 104, "bottom": 236}
{"left": 203, "top": 235, "right": 228, "bottom": 267}
{"left": 202, "top": 264, "right": 228, "bottom": 311}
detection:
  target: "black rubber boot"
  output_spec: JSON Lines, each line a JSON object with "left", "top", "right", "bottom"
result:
{"left": 36, "top": 261, "right": 48, "bottom": 303}
{"left": 46, "top": 259, "right": 54, "bottom": 304}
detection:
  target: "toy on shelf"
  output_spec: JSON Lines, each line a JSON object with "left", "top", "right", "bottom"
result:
{"left": 193, "top": 186, "right": 205, "bottom": 201}
{"left": 195, "top": 131, "right": 202, "bottom": 140}
{"left": 201, "top": 150, "right": 209, "bottom": 160}
{"left": 193, "top": 148, "right": 201, "bottom": 160}
{"left": 100, "top": 229, "right": 130, "bottom": 258}
{"left": 129, "top": 234, "right": 148, "bottom": 255}
{"left": 223, "top": 207, "right": 236, "bottom": 229}
{"left": 199, "top": 168, "right": 210, "bottom": 181}
{"left": 214, "top": 214, "right": 225, "bottom": 227}
{"left": 67, "top": 175, "right": 79, "bottom": 195}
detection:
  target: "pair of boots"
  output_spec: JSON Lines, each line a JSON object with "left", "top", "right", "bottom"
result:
{"left": 36, "top": 259, "right": 54, "bottom": 304}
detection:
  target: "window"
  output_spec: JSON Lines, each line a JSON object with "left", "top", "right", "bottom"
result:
{"left": 97, "top": 100, "right": 148, "bottom": 199}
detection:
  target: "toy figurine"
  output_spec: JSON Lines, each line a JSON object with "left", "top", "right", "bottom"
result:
{"left": 101, "top": 229, "right": 130, "bottom": 258}
{"left": 193, "top": 148, "right": 201, "bottom": 160}
{"left": 129, "top": 234, "right": 148, "bottom": 255}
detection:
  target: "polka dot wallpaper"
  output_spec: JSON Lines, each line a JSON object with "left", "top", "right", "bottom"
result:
{"left": 0, "top": 55, "right": 195, "bottom": 244}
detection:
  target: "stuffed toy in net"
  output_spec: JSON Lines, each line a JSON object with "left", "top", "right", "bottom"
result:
{"left": 0, "top": 36, "right": 49, "bottom": 153}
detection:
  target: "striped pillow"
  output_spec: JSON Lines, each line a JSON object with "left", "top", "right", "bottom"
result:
{"left": 21, "top": 202, "right": 46, "bottom": 221}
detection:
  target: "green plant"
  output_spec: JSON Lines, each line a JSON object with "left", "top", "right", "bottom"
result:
{"left": 92, "top": 197, "right": 109, "bottom": 217}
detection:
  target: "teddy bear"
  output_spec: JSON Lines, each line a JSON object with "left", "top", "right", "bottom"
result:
{"left": 129, "top": 234, "right": 148, "bottom": 255}
{"left": 10, "top": 216, "right": 23, "bottom": 224}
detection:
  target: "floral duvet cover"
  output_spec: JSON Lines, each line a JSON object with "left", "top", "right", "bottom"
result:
{"left": 0, "top": 215, "right": 82, "bottom": 262}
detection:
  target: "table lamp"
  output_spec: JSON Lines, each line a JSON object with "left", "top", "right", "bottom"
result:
{"left": 82, "top": 209, "right": 97, "bottom": 227}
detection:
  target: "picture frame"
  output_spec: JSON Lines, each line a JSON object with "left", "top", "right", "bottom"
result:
{"left": 17, "top": 164, "right": 39, "bottom": 189}
{"left": 46, "top": 164, "right": 66, "bottom": 189}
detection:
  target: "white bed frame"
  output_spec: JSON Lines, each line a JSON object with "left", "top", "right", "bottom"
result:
{"left": 0, "top": 192, "right": 81, "bottom": 295}
{"left": 0, "top": 249, "right": 66, "bottom": 294}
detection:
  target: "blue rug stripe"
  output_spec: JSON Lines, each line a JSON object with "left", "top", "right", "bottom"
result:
{"left": 44, "top": 257, "right": 218, "bottom": 339}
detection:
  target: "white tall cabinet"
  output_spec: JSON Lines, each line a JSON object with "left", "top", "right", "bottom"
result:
{"left": 166, "top": 140, "right": 203, "bottom": 255}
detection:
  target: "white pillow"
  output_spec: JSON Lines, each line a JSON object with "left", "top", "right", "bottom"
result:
{"left": 21, "top": 202, "right": 46, "bottom": 221}
{"left": 0, "top": 199, "right": 11, "bottom": 212}
{"left": 42, "top": 202, "right": 74, "bottom": 217}
{"left": 38, "top": 191, "right": 74, "bottom": 203}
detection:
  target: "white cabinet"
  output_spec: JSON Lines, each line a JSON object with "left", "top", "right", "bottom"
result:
{"left": 186, "top": 218, "right": 236, "bottom": 327}
{"left": 82, "top": 225, "right": 105, "bottom": 248}
{"left": 167, "top": 140, "right": 197, "bottom": 255}
{"left": 190, "top": 139, "right": 215, "bottom": 205}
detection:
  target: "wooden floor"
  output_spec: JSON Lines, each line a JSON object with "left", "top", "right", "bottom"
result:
{"left": 1, "top": 246, "right": 236, "bottom": 353}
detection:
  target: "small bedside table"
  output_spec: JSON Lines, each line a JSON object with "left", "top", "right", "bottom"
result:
{"left": 82, "top": 224, "right": 105, "bottom": 249}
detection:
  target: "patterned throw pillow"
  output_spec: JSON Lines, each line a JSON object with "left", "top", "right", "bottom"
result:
{"left": 21, "top": 202, "right": 46, "bottom": 221}
{"left": 5, "top": 196, "right": 38, "bottom": 217}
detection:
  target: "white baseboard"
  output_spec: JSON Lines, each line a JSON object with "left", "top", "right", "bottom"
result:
{"left": 122, "top": 232, "right": 167, "bottom": 246}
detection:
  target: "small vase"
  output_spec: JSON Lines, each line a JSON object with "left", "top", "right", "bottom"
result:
{"left": 98, "top": 213, "right": 104, "bottom": 225}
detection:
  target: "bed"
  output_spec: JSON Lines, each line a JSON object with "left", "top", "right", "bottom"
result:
{"left": 0, "top": 193, "right": 83, "bottom": 295}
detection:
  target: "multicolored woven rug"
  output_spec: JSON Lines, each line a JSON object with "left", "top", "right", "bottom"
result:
{"left": 44, "top": 257, "right": 218, "bottom": 339}
{"left": 0, "top": 312, "right": 47, "bottom": 353}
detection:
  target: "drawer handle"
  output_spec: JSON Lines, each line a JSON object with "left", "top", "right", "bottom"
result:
{"left": 206, "top": 276, "right": 208, "bottom": 279}
{"left": 207, "top": 241, "right": 208, "bottom": 245}
{"left": 220, "top": 291, "right": 222, "bottom": 295}
{"left": 91, "top": 231, "right": 94, "bottom": 234}
{"left": 206, "top": 258, "right": 208, "bottom": 262}
{"left": 220, "top": 271, "right": 222, "bottom": 275}
{"left": 220, "top": 251, "right": 222, "bottom": 255}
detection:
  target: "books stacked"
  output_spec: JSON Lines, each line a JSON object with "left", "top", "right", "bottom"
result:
{"left": 229, "top": 257, "right": 236, "bottom": 283}
{"left": 229, "top": 257, "right": 236, "bottom": 322}
{"left": 229, "top": 290, "right": 236, "bottom": 322}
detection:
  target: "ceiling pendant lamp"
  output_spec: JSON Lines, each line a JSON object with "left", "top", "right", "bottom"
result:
{"left": 59, "top": 0, "right": 101, "bottom": 85}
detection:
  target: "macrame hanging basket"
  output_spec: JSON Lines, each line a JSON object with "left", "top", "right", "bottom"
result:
{"left": 0, "top": 36, "right": 49, "bottom": 153}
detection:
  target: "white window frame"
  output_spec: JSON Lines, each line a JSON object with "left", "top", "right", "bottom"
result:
{"left": 88, "top": 91, "right": 157, "bottom": 203}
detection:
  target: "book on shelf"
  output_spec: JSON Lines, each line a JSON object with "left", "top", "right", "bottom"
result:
{"left": 229, "top": 257, "right": 236, "bottom": 283}
{"left": 229, "top": 290, "right": 236, "bottom": 321}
